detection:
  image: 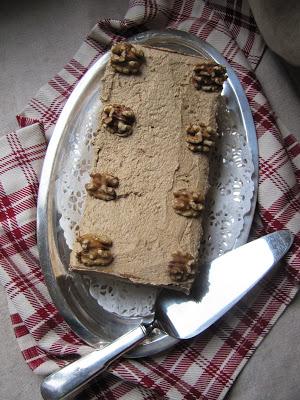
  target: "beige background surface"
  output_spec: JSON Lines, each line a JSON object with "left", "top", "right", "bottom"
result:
{"left": 248, "top": 0, "right": 300, "bottom": 66}
{"left": 0, "top": 1, "right": 300, "bottom": 399}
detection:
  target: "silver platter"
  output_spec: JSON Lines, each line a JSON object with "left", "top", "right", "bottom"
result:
{"left": 37, "top": 30, "right": 258, "bottom": 357}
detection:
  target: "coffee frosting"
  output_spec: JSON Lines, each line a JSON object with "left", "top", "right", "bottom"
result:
{"left": 70, "top": 45, "right": 220, "bottom": 293}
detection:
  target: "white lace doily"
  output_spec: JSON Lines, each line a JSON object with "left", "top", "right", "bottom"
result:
{"left": 201, "top": 102, "right": 254, "bottom": 261}
{"left": 56, "top": 96, "right": 254, "bottom": 318}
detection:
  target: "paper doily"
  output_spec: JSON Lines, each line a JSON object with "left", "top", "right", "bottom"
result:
{"left": 56, "top": 96, "right": 255, "bottom": 318}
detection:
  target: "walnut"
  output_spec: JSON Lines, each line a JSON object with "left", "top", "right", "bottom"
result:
{"left": 168, "top": 251, "right": 195, "bottom": 282}
{"left": 192, "top": 62, "right": 227, "bottom": 92}
{"left": 110, "top": 42, "right": 145, "bottom": 74}
{"left": 101, "top": 104, "right": 135, "bottom": 137}
{"left": 77, "top": 234, "right": 113, "bottom": 266}
{"left": 186, "top": 123, "right": 216, "bottom": 153}
{"left": 173, "top": 189, "right": 205, "bottom": 217}
{"left": 85, "top": 172, "right": 119, "bottom": 201}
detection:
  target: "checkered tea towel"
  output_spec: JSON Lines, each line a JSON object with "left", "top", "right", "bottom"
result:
{"left": 1, "top": 1, "right": 299, "bottom": 399}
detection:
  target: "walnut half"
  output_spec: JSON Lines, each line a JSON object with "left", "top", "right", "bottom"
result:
{"left": 111, "top": 42, "right": 145, "bottom": 74}
{"left": 168, "top": 251, "right": 195, "bottom": 282}
{"left": 186, "top": 123, "right": 216, "bottom": 153}
{"left": 101, "top": 104, "right": 135, "bottom": 137}
{"left": 173, "top": 189, "right": 205, "bottom": 217}
{"left": 77, "top": 234, "right": 113, "bottom": 266}
{"left": 85, "top": 172, "right": 119, "bottom": 201}
{"left": 192, "top": 62, "right": 227, "bottom": 92}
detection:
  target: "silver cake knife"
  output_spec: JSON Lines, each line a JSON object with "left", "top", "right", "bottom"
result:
{"left": 41, "top": 230, "right": 293, "bottom": 400}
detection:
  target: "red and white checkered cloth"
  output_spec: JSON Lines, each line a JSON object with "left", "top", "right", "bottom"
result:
{"left": 1, "top": 1, "right": 299, "bottom": 399}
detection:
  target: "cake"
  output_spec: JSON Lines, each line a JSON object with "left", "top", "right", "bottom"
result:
{"left": 70, "top": 43, "right": 227, "bottom": 293}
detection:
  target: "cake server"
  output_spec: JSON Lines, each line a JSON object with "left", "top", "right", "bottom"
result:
{"left": 41, "top": 230, "right": 293, "bottom": 400}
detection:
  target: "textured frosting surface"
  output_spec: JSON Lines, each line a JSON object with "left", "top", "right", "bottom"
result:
{"left": 70, "top": 45, "right": 219, "bottom": 292}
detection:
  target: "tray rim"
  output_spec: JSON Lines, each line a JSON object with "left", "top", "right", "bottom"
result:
{"left": 37, "top": 29, "right": 258, "bottom": 358}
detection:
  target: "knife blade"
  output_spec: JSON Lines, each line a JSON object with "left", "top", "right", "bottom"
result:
{"left": 155, "top": 230, "right": 293, "bottom": 339}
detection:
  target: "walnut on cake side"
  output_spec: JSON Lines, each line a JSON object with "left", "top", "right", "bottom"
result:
{"left": 70, "top": 43, "right": 227, "bottom": 293}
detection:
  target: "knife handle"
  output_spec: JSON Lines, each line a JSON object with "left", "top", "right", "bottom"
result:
{"left": 40, "top": 324, "right": 150, "bottom": 400}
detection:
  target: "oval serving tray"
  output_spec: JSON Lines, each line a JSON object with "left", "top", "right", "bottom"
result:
{"left": 37, "top": 30, "right": 258, "bottom": 358}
